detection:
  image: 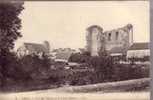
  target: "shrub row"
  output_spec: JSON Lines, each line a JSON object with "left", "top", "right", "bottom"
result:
{"left": 0, "top": 51, "right": 150, "bottom": 91}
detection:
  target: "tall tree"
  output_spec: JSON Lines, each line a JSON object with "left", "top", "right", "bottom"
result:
{"left": 0, "top": 1, "right": 24, "bottom": 88}
{"left": 0, "top": 1, "right": 24, "bottom": 53}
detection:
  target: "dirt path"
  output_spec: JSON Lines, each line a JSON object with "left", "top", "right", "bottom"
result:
{"left": 0, "top": 92, "right": 150, "bottom": 100}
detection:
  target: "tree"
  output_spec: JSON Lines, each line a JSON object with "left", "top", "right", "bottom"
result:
{"left": 68, "top": 52, "right": 91, "bottom": 63}
{"left": 87, "top": 55, "right": 115, "bottom": 83}
{"left": 19, "top": 54, "right": 52, "bottom": 80}
{"left": 0, "top": 2, "right": 24, "bottom": 88}
{"left": 0, "top": 2, "right": 24, "bottom": 52}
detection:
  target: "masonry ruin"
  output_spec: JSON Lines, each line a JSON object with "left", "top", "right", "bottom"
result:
{"left": 86, "top": 24, "right": 133, "bottom": 56}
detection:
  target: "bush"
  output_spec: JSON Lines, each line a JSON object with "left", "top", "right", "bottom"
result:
{"left": 68, "top": 53, "right": 116, "bottom": 84}
{"left": 19, "top": 54, "right": 52, "bottom": 80}
{"left": 87, "top": 56, "right": 115, "bottom": 83}
{"left": 62, "top": 70, "right": 95, "bottom": 86}
{"left": 68, "top": 51, "right": 91, "bottom": 63}
{"left": 113, "top": 64, "right": 149, "bottom": 81}
{"left": 128, "top": 56, "right": 150, "bottom": 63}
{"left": 0, "top": 52, "right": 54, "bottom": 88}
{"left": 68, "top": 52, "right": 150, "bottom": 85}
{"left": 0, "top": 51, "right": 28, "bottom": 87}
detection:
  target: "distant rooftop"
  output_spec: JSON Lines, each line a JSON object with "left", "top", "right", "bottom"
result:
{"left": 24, "top": 43, "right": 48, "bottom": 53}
{"left": 128, "top": 42, "right": 149, "bottom": 50}
{"left": 109, "top": 47, "right": 125, "bottom": 54}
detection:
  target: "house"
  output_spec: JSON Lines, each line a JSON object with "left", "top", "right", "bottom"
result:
{"left": 127, "top": 42, "right": 150, "bottom": 59}
{"left": 17, "top": 41, "right": 50, "bottom": 57}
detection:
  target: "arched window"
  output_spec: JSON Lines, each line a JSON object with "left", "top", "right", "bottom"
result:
{"left": 116, "top": 31, "right": 119, "bottom": 40}
{"left": 108, "top": 33, "right": 111, "bottom": 41}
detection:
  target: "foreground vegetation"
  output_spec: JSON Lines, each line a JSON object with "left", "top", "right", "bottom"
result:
{"left": 0, "top": 51, "right": 149, "bottom": 92}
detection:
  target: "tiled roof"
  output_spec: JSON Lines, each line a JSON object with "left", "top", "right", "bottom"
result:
{"left": 128, "top": 42, "right": 149, "bottom": 50}
{"left": 109, "top": 47, "right": 125, "bottom": 54}
{"left": 24, "top": 43, "right": 48, "bottom": 53}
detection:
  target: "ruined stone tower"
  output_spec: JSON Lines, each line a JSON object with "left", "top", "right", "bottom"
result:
{"left": 86, "top": 25, "right": 105, "bottom": 56}
{"left": 86, "top": 24, "right": 133, "bottom": 56}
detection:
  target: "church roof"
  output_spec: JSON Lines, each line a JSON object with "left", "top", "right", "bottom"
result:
{"left": 24, "top": 43, "right": 48, "bottom": 53}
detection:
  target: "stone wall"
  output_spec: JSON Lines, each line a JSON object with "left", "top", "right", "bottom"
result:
{"left": 105, "top": 24, "right": 133, "bottom": 52}
{"left": 86, "top": 25, "right": 105, "bottom": 56}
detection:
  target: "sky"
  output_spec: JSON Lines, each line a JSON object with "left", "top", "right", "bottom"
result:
{"left": 15, "top": 1, "right": 149, "bottom": 50}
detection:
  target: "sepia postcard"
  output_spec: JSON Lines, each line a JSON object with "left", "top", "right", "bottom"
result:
{"left": 0, "top": 0, "right": 150, "bottom": 100}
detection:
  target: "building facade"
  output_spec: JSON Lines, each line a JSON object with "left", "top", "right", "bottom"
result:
{"left": 17, "top": 41, "right": 50, "bottom": 57}
{"left": 86, "top": 24, "right": 133, "bottom": 56}
{"left": 127, "top": 43, "right": 150, "bottom": 59}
